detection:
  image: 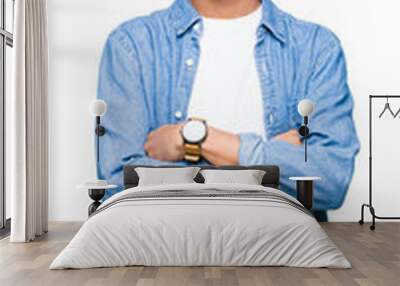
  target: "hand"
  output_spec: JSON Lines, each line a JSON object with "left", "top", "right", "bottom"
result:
{"left": 144, "top": 124, "right": 184, "bottom": 161}
{"left": 273, "top": 129, "right": 302, "bottom": 146}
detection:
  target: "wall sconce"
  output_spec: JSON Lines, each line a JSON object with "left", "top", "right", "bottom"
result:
{"left": 297, "top": 99, "right": 315, "bottom": 162}
{"left": 89, "top": 99, "right": 107, "bottom": 163}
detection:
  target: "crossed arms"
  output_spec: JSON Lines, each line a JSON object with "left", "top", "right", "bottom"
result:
{"left": 97, "top": 29, "right": 359, "bottom": 210}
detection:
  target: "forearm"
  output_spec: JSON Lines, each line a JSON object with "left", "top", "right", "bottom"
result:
{"left": 202, "top": 127, "right": 240, "bottom": 166}
{"left": 239, "top": 133, "right": 357, "bottom": 210}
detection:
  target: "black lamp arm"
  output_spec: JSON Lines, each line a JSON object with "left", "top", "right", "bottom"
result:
{"left": 95, "top": 116, "right": 106, "bottom": 164}
{"left": 95, "top": 116, "right": 106, "bottom": 136}
{"left": 298, "top": 119, "right": 309, "bottom": 137}
{"left": 298, "top": 116, "right": 309, "bottom": 162}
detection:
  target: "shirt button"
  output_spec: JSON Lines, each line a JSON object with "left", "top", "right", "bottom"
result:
{"left": 185, "top": 58, "right": 194, "bottom": 67}
{"left": 175, "top": 110, "right": 183, "bottom": 119}
{"left": 193, "top": 23, "right": 200, "bottom": 31}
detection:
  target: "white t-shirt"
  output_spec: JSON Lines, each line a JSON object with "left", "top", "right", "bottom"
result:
{"left": 188, "top": 7, "right": 266, "bottom": 139}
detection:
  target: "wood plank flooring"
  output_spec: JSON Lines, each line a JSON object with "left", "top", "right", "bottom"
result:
{"left": 0, "top": 222, "right": 399, "bottom": 286}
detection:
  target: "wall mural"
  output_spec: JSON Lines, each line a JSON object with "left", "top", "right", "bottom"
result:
{"left": 95, "top": 0, "right": 360, "bottom": 221}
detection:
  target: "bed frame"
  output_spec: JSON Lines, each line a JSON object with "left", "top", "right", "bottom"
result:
{"left": 123, "top": 165, "right": 280, "bottom": 190}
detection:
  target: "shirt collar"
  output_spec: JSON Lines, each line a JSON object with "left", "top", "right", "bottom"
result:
{"left": 170, "top": 0, "right": 287, "bottom": 43}
{"left": 170, "top": 0, "right": 201, "bottom": 36}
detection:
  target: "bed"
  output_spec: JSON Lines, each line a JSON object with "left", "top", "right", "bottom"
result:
{"left": 50, "top": 165, "right": 350, "bottom": 269}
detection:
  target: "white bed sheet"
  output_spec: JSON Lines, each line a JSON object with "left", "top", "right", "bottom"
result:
{"left": 50, "top": 183, "right": 350, "bottom": 269}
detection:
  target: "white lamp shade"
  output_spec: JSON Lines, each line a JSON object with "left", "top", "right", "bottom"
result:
{"left": 89, "top": 99, "right": 107, "bottom": 117}
{"left": 297, "top": 99, "right": 315, "bottom": 117}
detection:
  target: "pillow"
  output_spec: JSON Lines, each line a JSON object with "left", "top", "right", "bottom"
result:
{"left": 200, "top": 169, "right": 266, "bottom": 185}
{"left": 135, "top": 167, "right": 201, "bottom": 186}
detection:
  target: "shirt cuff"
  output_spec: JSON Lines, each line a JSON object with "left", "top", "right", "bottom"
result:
{"left": 238, "top": 133, "right": 265, "bottom": 165}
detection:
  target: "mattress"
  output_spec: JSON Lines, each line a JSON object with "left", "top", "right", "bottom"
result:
{"left": 50, "top": 183, "right": 350, "bottom": 269}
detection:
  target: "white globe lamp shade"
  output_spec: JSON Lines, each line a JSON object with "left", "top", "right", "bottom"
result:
{"left": 89, "top": 99, "right": 107, "bottom": 117}
{"left": 297, "top": 99, "right": 314, "bottom": 117}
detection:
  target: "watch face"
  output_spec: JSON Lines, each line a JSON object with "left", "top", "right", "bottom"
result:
{"left": 182, "top": 120, "right": 207, "bottom": 143}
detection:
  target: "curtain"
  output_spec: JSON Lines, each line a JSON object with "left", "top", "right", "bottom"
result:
{"left": 10, "top": 0, "right": 48, "bottom": 242}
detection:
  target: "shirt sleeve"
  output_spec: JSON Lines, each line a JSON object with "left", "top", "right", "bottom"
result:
{"left": 97, "top": 29, "right": 186, "bottom": 198}
{"left": 238, "top": 30, "right": 360, "bottom": 210}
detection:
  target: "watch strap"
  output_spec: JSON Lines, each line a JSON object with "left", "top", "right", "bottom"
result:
{"left": 183, "top": 143, "right": 202, "bottom": 163}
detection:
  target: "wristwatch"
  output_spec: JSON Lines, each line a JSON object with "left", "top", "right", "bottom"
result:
{"left": 180, "top": 117, "right": 208, "bottom": 163}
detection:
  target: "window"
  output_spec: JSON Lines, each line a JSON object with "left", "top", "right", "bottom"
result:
{"left": 0, "top": 0, "right": 14, "bottom": 235}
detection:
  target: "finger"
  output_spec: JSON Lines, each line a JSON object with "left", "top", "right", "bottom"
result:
{"left": 150, "top": 152, "right": 162, "bottom": 160}
{"left": 274, "top": 133, "right": 289, "bottom": 141}
{"left": 287, "top": 129, "right": 298, "bottom": 136}
{"left": 293, "top": 139, "right": 302, "bottom": 145}
{"left": 273, "top": 129, "right": 292, "bottom": 139}
{"left": 291, "top": 135, "right": 302, "bottom": 145}
{"left": 273, "top": 133, "right": 284, "bottom": 140}
{"left": 274, "top": 133, "right": 301, "bottom": 145}
{"left": 147, "top": 150, "right": 155, "bottom": 159}
{"left": 144, "top": 140, "right": 151, "bottom": 152}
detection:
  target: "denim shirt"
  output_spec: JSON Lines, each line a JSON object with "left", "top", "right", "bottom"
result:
{"left": 97, "top": 0, "right": 360, "bottom": 210}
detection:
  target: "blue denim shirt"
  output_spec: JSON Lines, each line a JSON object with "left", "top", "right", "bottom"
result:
{"left": 97, "top": 0, "right": 360, "bottom": 209}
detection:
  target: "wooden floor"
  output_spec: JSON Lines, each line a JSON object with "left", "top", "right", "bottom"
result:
{"left": 0, "top": 222, "right": 399, "bottom": 286}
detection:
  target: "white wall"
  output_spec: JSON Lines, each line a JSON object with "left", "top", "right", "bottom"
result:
{"left": 48, "top": 0, "right": 400, "bottom": 221}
